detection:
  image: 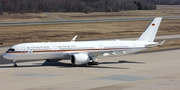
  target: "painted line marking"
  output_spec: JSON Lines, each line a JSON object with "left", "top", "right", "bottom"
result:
{"left": 0, "top": 68, "right": 14, "bottom": 78}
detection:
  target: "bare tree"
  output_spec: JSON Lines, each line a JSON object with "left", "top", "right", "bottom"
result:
{"left": 0, "top": 0, "right": 160, "bottom": 14}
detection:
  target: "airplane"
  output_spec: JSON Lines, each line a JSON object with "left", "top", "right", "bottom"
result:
{"left": 3, "top": 17, "right": 164, "bottom": 67}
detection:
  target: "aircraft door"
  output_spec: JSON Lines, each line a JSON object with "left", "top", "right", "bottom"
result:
{"left": 27, "top": 47, "right": 32, "bottom": 53}
{"left": 22, "top": 47, "right": 26, "bottom": 53}
{"left": 53, "top": 46, "right": 57, "bottom": 52}
{"left": 99, "top": 44, "right": 104, "bottom": 50}
{"left": 133, "top": 43, "right": 136, "bottom": 49}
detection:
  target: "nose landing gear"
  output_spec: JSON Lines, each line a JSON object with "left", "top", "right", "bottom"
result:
{"left": 12, "top": 60, "right": 17, "bottom": 67}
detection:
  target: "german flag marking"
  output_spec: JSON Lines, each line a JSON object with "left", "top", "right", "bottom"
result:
{"left": 152, "top": 23, "right": 155, "bottom": 26}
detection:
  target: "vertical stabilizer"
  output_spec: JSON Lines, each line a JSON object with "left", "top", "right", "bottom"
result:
{"left": 138, "top": 17, "right": 162, "bottom": 42}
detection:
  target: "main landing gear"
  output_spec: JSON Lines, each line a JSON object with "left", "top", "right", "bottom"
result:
{"left": 88, "top": 57, "right": 99, "bottom": 66}
{"left": 88, "top": 61, "right": 99, "bottom": 66}
{"left": 12, "top": 60, "right": 17, "bottom": 67}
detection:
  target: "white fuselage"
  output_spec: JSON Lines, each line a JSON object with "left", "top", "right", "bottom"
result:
{"left": 3, "top": 40, "right": 153, "bottom": 60}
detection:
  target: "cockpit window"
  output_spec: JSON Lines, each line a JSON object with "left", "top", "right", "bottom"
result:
{"left": 6, "top": 48, "right": 15, "bottom": 53}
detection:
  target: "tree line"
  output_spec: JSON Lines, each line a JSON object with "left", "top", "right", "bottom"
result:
{"left": 155, "top": 0, "right": 180, "bottom": 5}
{"left": 0, "top": 0, "right": 157, "bottom": 14}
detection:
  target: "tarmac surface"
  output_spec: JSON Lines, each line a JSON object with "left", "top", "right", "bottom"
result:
{"left": 0, "top": 16, "right": 180, "bottom": 26}
{"left": 0, "top": 46, "right": 180, "bottom": 90}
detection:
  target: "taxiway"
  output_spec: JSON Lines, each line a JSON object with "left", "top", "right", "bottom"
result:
{"left": 0, "top": 47, "right": 180, "bottom": 90}
{"left": 0, "top": 16, "right": 180, "bottom": 26}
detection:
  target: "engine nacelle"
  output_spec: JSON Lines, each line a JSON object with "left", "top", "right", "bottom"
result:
{"left": 71, "top": 53, "right": 90, "bottom": 65}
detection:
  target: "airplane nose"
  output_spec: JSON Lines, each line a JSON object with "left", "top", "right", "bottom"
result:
{"left": 3, "top": 53, "right": 9, "bottom": 59}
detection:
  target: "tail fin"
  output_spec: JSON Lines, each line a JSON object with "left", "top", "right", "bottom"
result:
{"left": 138, "top": 17, "right": 162, "bottom": 42}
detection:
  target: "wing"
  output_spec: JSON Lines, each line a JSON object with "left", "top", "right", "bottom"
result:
{"left": 88, "top": 50, "right": 125, "bottom": 58}
{"left": 64, "top": 49, "right": 126, "bottom": 60}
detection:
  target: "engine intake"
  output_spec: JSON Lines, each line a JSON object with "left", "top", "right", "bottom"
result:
{"left": 71, "top": 53, "right": 90, "bottom": 65}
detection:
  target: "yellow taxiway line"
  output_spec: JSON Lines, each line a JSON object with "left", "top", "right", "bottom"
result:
{"left": 0, "top": 68, "right": 14, "bottom": 78}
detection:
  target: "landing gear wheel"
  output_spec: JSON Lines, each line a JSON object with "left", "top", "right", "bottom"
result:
{"left": 13, "top": 64, "right": 17, "bottom": 67}
{"left": 88, "top": 62, "right": 99, "bottom": 66}
{"left": 88, "top": 62, "right": 93, "bottom": 66}
{"left": 12, "top": 60, "right": 17, "bottom": 67}
{"left": 95, "top": 62, "right": 99, "bottom": 65}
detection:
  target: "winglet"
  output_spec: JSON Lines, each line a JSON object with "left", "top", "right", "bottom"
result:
{"left": 138, "top": 17, "right": 162, "bottom": 42}
{"left": 70, "top": 35, "right": 78, "bottom": 42}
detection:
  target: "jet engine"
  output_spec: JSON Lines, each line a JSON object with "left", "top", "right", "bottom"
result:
{"left": 71, "top": 53, "right": 90, "bottom": 65}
